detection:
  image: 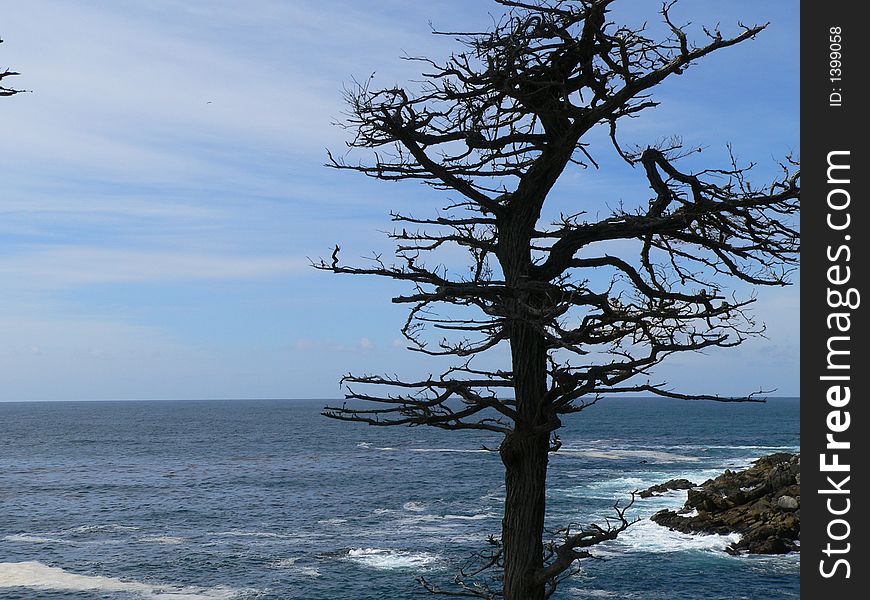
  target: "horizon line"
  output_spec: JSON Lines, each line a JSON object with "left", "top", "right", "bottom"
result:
{"left": 0, "top": 396, "right": 801, "bottom": 404}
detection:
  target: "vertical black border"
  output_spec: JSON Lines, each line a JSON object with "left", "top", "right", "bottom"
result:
{"left": 801, "top": 2, "right": 867, "bottom": 596}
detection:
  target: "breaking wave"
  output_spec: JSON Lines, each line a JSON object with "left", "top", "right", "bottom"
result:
{"left": 344, "top": 548, "right": 442, "bottom": 570}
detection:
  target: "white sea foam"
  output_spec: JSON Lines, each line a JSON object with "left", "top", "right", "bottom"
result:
{"left": 65, "top": 524, "right": 140, "bottom": 534}
{"left": 611, "top": 518, "right": 742, "bottom": 554}
{"left": 345, "top": 548, "right": 441, "bottom": 570}
{"left": 356, "top": 442, "right": 372, "bottom": 449}
{"left": 214, "top": 530, "right": 289, "bottom": 539}
{"left": 565, "top": 467, "right": 724, "bottom": 497}
{"left": 3, "top": 534, "right": 69, "bottom": 544}
{"left": 480, "top": 491, "right": 504, "bottom": 503}
{"left": 399, "top": 512, "right": 497, "bottom": 528}
{"left": 0, "top": 561, "right": 245, "bottom": 599}
{"left": 745, "top": 552, "right": 800, "bottom": 575}
{"left": 138, "top": 535, "right": 186, "bottom": 545}
{"left": 566, "top": 588, "right": 638, "bottom": 599}
{"left": 270, "top": 557, "right": 299, "bottom": 568}
{"left": 270, "top": 558, "right": 321, "bottom": 577}
{"left": 4, "top": 531, "right": 127, "bottom": 546}
{"left": 445, "top": 533, "right": 493, "bottom": 544}
{"left": 553, "top": 476, "right": 649, "bottom": 501}
{"left": 317, "top": 518, "right": 348, "bottom": 526}
{"left": 672, "top": 444, "right": 799, "bottom": 451}
{"left": 557, "top": 448, "right": 699, "bottom": 463}
{"left": 0, "top": 562, "right": 152, "bottom": 593}
{"left": 585, "top": 476, "right": 646, "bottom": 488}
{"left": 403, "top": 501, "right": 426, "bottom": 512}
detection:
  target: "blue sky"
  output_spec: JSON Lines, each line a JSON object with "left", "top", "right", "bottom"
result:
{"left": 1, "top": 1, "right": 799, "bottom": 401}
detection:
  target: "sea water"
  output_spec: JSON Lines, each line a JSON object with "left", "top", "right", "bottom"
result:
{"left": 0, "top": 398, "right": 799, "bottom": 599}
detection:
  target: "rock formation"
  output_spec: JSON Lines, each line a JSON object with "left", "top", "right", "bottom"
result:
{"left": 648, "top": 453, "right": 800, "bottom": 554}
{"left": 638, "top": 478, "right": 696, "bottom": 498}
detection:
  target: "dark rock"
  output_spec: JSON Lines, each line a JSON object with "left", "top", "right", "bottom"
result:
{"left": 648, "top": 453, "right": 800, "bottom": 555}
{"left": 639, "top": 478, "right": 696, "bottom": 498}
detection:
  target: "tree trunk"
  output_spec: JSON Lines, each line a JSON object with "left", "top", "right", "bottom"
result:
{"left": 501, "top": 430, "right": 549, "bottom": 600}
{"left": 501, "top": 316, "right": 550, "bottom": 600}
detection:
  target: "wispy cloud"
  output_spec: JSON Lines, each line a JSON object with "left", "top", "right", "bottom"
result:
{"left": 1, "top": 0, "right": 454, "bottom": 182}
{"left": 0, "top": 247, "right": 306, "bottom": 289}
{"left": 0, "top": 0, "right": 799, "bottom": 400}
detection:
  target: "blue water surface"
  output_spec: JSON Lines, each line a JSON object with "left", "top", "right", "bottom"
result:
{"left": 0, "top": 398, "right": 799, "bottom": 599}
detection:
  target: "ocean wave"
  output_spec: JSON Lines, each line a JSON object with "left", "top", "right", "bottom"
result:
{"left": 559, "top": 467, "right": 726, "bottom": 496}
{"left": 344, "top": 548, "right": 442, "bottom": 570}
{"left": 608, "top": 518, "right": 742, "bottom": 554}
{"left": 0, "top": 561, "right": 247, "bottom": 599}
{"left": 584, "top": 476, "right": 647, "bottom": 488}
{"left": 400, "top": 512, "right": 497, "bottom": 524}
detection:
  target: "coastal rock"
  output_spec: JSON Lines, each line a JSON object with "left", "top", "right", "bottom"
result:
{"left": 776, "top": 495, "right": 799, "bottom": 510}
{"left": 639, "top": 478, "right": 696, "bottom": 498}
{"left": 649, "top": 453, "right": 800, "bottom": 555}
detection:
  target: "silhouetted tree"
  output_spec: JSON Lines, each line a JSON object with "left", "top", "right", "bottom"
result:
{"left": 316, "top": 1, "right": 799, "bottom": 598}
{"left": 1, "top": 38, "right": 23, "bottom": 97}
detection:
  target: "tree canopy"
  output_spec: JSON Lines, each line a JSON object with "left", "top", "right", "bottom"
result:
{"left": 316, "top": 1, "right": 799, "bottom": 597}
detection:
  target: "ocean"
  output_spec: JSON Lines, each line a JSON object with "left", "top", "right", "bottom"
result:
{"left": 0, "top": 398, "right": 799, "bottom": 599}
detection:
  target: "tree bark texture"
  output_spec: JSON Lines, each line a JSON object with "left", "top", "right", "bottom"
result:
{"left": 501, "top": 429, "right": 550, "bottom": 600}
{"left": 501, "top": 314, "right": 550, "bottom": 600}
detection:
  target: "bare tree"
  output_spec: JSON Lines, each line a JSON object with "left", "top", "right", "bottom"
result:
{"left": 1, "top": 38, "right": 23, "bottom": 97}
{"left": 314, "top": 1, "right": 799, "bottom": 598}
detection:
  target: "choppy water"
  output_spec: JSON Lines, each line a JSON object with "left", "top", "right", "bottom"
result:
{"left": 0, "top": 398, "right": 799, "bottom": 599}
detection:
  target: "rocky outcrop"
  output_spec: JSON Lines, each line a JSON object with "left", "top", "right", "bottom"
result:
{"left": 649, "top": 453, "right": 800, "bottom": 555}
{"left": 639, "top": 478, "right": 696, "bottom": 498}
